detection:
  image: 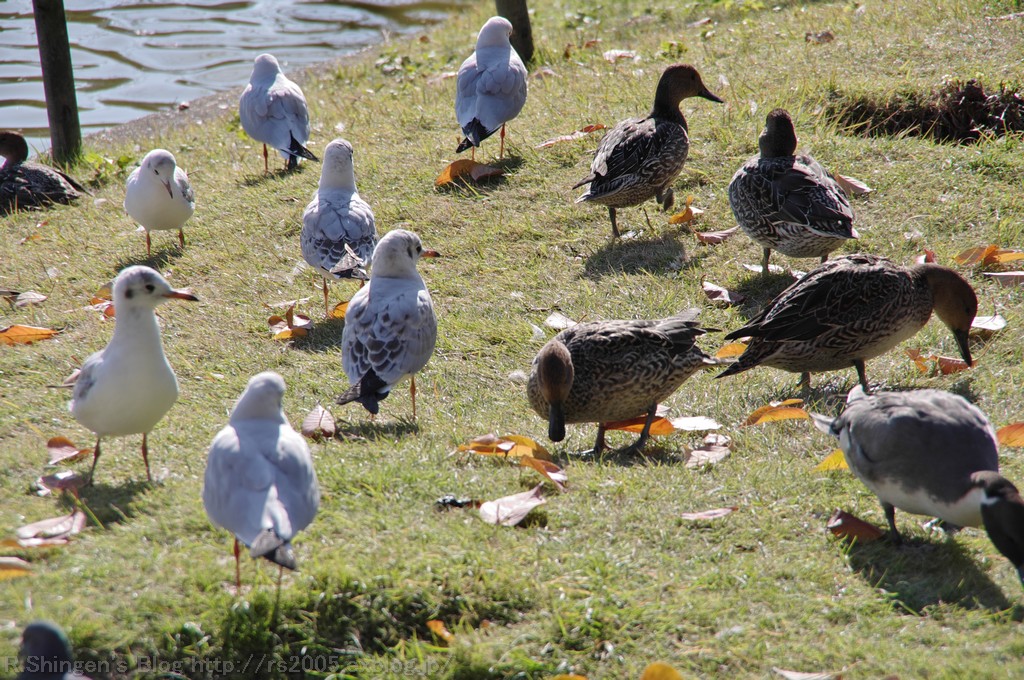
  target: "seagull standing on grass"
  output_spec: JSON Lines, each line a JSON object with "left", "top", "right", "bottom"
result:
{"left": 455, "top": 16, "right": 528, "bottom": 160}
{"left": 815, "top": 386, "right": 1024, "bottom": 586}
{"left": 203, "top": 371, "right": 320, "bottom": 590}
{"left": 70, "top": 266, "right": 198, "bottom": 484}
{"left": 123, "top": 149, "right": 195, "bottom": 256}
{"left": 301, "top": 138, "right": 377, "bottom": 317}
{"left": 336, "top": 229, "right": 438, "bottom": 419}
{"left": 17, "top": 620, "right": 91, "bottom": 680}
{"left": 240, "top": 53, "right": 319, "bottom": 172}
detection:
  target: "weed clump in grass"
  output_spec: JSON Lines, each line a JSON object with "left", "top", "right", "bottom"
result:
{"left": 825, "top": 79, "right": 1024, "bottom": 143}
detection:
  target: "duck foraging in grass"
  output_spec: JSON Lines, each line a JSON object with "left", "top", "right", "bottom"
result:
{"left": 0, "top": 130, "right": 85, "bottom": 216}
{"left": 527, "top": 311, "right": 720, "bottom": 454}
{"left": 455, "top": 16, "right": 528, "bottom": 160}
{"left": 573, "top": 64, "right": 723, "bottom": 237}
{"left": 716, "top": 254, "right": 977, "bottom": 391}
{"left": 728, "top": 108, "right": 858, "bottom": 274}
{"left": 815, "top": 386, "right": 1024, "bottom": 586}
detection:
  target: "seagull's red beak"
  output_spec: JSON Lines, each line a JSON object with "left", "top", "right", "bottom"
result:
{"left": 164, "top": 289, "right": 199, "bottom": 301}
{"left": 421, "top": 249, "right": 441, "bottom": 258}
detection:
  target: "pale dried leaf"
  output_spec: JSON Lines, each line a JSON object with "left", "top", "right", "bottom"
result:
{"left": 983, "top": 271, "right": 1024, "bottom": 287}
{"left": 479, "top": 484, "right": 546, "bottom": 526}
{"left": 521, "top": 456, "right": 568, "bottom": 491}
{"left": 0, "top": 557, "right": 32, "bottom": 580}
{"left": 970, "top": 314, "right": 1006, "bottom": 338}
{"left": 603, "top": 49, "right": 639, "bottom": 63}
{"left": 695, "top": 226, "right": 739, "bottom": 244}
{"left": 668, "top": 415, "right": 721, "bottom": 431}
{"left": 17, "top": 510, "right": 87, "bottom": 540}
{"left": 702, "top": 281, "right": 745, "bottom": 307}
{"left": 773, "top": 669, "right": 840, "bottom": 680}
{"left": 680, "top": 507, "right": 737, "bottom": 521}
{"left": 535, "top": 124, "right": 606, "bottom": 149}
{"left": 301, "top": 403, "right": 336, "bottom": 440}
{"left": 742, "top": 263, "right": 788, "bottom": 276}
{"left": 37, "top": 470, "right": 87, "bottom": 493}
{"left": 544, "top": 311, "right": 576, "bottom": 330}
{"left": 47, "top": 436, "right": 91, "bottom": 465}
{"left": 833, "top": 173, "right": 872, "bottom": 195}
{"left": 13, "top": 291, "right": 48, "bottom": 307}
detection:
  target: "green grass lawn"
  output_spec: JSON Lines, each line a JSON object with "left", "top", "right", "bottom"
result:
{"left": 3, "top": 0, "right": 1024, "bottom": 677}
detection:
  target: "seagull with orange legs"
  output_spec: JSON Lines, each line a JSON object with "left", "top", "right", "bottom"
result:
{"left": 124, "top": 149, "right": 194, "bottom": 256}
{"left": 455, "top": 16, "right": 527, "bottom": 160}
{"left": 203, "top": 371, "right": 320, "bottom": 590}
{"left": 240, "top": 53, "right": 319, "bottom": 172}
{"left": 69, "top": 266, "right": 198, "bottom": 483}
{"left": 336, "top": 229, "right": 438, "bottom": 419}
{"left": 301, "top": 138, "right": 376, "bottom": 317}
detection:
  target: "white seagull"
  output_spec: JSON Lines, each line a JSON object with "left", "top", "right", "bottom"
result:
{"left": 203, "top": 371, "right": 320, "bottom": 589}
{"left": 455, "top": 16, "right": 528, "bottom": 160}
{"left": 70, "top": 266, "right": 198, "bottom": 483}
{"left": 301, "top": 138, "right": 377, "bottom": 317}
{"left": 123, "top": 149, "right": 195, "bottom": 256}
{"left": 336, "top": 229, "right": 438, "bottom": 419}
{"left": 239, "top": 53, "right": 319, "bottom": 172}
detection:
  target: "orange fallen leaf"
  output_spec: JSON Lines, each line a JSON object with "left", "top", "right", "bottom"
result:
{"left": 459, "top": 434, "right": 553, "bottom": 461}
{"left": 743, "top": 399, "right": 808, "bottom": 426}
{"left": 695, "top": 226, "right": 740, "bottom": 244}
{"left": 997, "top": 423, "right": 1024, "bottom": 447}
{"left": 827, "top": 509, "right": 884, "bottom": 543}
{"left": 479, "top": 484, "right": 546, "bottom": 526}
{"left": 680, "top": 507, "right": 737, "bottom": 521}
{"left": 604, "top": 414, "right": 676, "bottom": 436}
{"left": 520, "top": 456, "right": 568, "bottom": 491}
{"left": 426, "top": 619, "right": 455, "bottom": 643}
{"left": 715, "top": 341, "right": 747, "bottom": 358}
{"left": 668, "top": 195, "right": 704, "bottom": 224}
{"left": 330, "top": 300, "right": 349, "bottom": 319}
{"left": 46, "top": 436, "right": 92, "bottom": 465}
{"left": 19, "top": 233, "right": 43, "bottom": 244}
{"left": 0, "top": 324, "right": 60, "bottom": 345}
{"left": 550, "top": 676, "right": 587, "bottom": 680}
{"left": 535, "top": 124, "right": 606, "bottom": 149}
{"left": 0, "top": 557, "right": 32, "bottom": 581}
{"left": 640, "top": 662, "right": 684, "bottom": 680}
{"left": 904, "top": 348, "right": 973, "bottom": 374}
{"left": 814, "top": 449, "right": 849, "bottom": 471}
{"left": 955, "top": 244, "right": 1024, "bottom": 266}
{"left": 435, "top": 159, "right": 503, "bottom": 187}
{"left": 702, "top": 280, "right": 745, "bottom": 307}
{"left": 833, "top": 173, "right": 872, "bottom": 195}
{"left": 268, "top": 304, "right": 311, "bottom": 340}
{"left": 301, "top": 403, "right": 336, "bottom": 440}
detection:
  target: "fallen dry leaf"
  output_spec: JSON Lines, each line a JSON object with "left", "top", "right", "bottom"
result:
{"left": 983, "top": 271, "right": 1024, "bottom": 287}
{"left": 955, "top": 244, "right": 1024, "bottom": 267}
{"left": 16, "top": 510, "right": 86, "bottom": 542}
{"left": 997, "top": 423, "right": 1024, "bottom": 447}
{"left": 301, "top": 403, "right": 336, "bottom": 440}
{"left": 702, "top": 280, "right": 745, "bottom": 307}
{"left": 0, "top": 324, "right": 60, "bottom": 346}
{"left": 640, "top": 662, "right": 684, "bottom": 680}
{"left": 330, "top": 300, "right": 349, "bottom": 319}
{"left": 458, "top": 434, "right": 553, "bottom": 461}
{"left": 36, "top": 470, "right": 87, "bottom": 494}
{"left": 479, "top": 484, "right": 546, "bottom": 526}
{"left": 0, "top": 557, "right": 32, "bottom": 581}
{"left": 4, "top": 290, "right": 48, "bottom": 307}
{"left": 544, "top": 311, "right": 576, "bottom": 330}
{"left": 434, "top": 159, "right": 503, "bottom": 187}
{"left": 680, "top": 507, "right": 736, "bottom": 521}
{"left": 742, "top": 263, "right": 788, "bottom": 276}
{"left": 520, "top": 456, "right": 568, "bottom": 491}
{"left": 773, "top": 669, "right": 841, "bottom": 680}
{"left": 905, "top": 348, "right": 973, "bottom": 375}
{"left": 805, "top": 29, "right": 835, "bottom": 43}
{"left": 549, "top": 676, "right": 587, "bottom": 680}
{"left": 833, "top": 173, "right": 872, "bottom": 195}
{"left": 268, "top": 304, "right": 312, "bottom": 340}
{"left": 529, "top": 66, "right": 558, "bottom": 80}
{"left": 743, "top": 399, "right": 809, "bottom": 426}
{"left": 695, "top": 226, "right": 740, "bottom": 244}
{"left": 970, "top": 314, "right": 1006, "bottom": 338}
{"left": 685, "top": 433, "right": 731, "bottom": 469}
{"left": 827, "top": 509, "right": 884, "bottom": 543}
{"left": 426, "top": 619, "right": 455, "bottom": 643}
{"left": 815, "top": 449, "right": 849, "bottom": 471}
{"left": 426, "top": 70, "right": 458, "bottom": 86}
{"left": 535, "top": 124, "right": 606, "bottom": 149}
{"left": 603, "top": 49, "right": 639, "bottom": 63}
{"left": 46, "top": 436, "right": 92, "bottom": 465}
{"left": 668, "top": 195, "right": 704, "bottom": 224}
{"left": 604, "top": 414, "right": 676, "bottom": 436}
{"left": 715, "top": 341, "right": 747, "bottom": 359}
{"left": 669, "top": 415, "right": 721, "bottom": 431}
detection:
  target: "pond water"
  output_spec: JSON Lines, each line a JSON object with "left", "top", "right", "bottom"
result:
{"left": 0, "top": 0, "right": 464, "bottom": 154}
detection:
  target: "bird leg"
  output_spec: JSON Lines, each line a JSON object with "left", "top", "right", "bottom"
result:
{"left": 410, "top": 375, "right": 417, "bottom": 420}
{"left": 608, "top": 207, "right": 620, "bottom": 238}
{"left": 322, "top": 279, "right": 331, "bottom": 318}
{"left": 820, "top": 255, "right": 829, "bottom": 263}
{"left": 87, "top": 437, "right": 102, "bottom": 486}
{"left": 233, "top": 537, "right": 242, "bottom": 590}
{"left": 762, "top": 248, "right": 772, "bottom": 276}
{"left": 642, "top": 206, "right": 653, "bottom": 229}
{"left": 591, "top": 424, "right": 608, "bottom": 456}
{"left": 178, "top": 228, "right": 185, "bottom": 250}
{"left": 621, "top": 404, "right": 659, "bottom": 455}
{"left": 262, "top": 143, "right": 269, "bottom": 174}
{"left": 798, "top": 372, "right": 812, "bottom": 395}
{"left": 883, "top": 502, "right": 903, "bottom": 545}
{"left": 470, "top": 146, "right": 476, "bottom": 162}
{"left": 499, "top": 123, "right": 507, "bottom": 160}
{"left": 141, "top": 432, "right": 152, "bottom": 482}
{"left": 146, "top": 230, "right": 152, "bottom": 257}
{"left": 854, "top": 360, "right": 870, "bottom": 393}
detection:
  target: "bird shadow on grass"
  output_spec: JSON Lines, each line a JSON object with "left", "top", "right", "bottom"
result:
{"left": 335, "top": 416, "right": 421, "bottom": 440}
{"left": 239, "top": 166, "right": 304, "bottom": 187}
{"left": 844, "top": 535, "right": 1023, "bottom": 616}
{"left": 114, "top": 243, "right": 180, "bottom": 272}
{"left": 582, "top": 233, "right": 697, "bottom": 280}
{"left": 72, "top": 479, "right": 152, "bottom": 526}
{"left": 291, "top": 318, "right": 345, "bottom": 353}
{"left": 729, "top": 271, "right": 800, "bottom": 317}
{"left": 559, "top": 439, "right": 689, "bottom": 468}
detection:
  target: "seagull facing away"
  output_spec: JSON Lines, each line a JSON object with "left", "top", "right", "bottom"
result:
{"left": 455, "top": 16, "right": 528, "bottom": 160}
{"left": 0, "top": 130, "right": 85, "bottom": 216}
{"left": 337, "top": 229, "right": 438, "bottom": 419}
{"left": 574, "top": 63, "right": 723, "bottom": 237}
{"left": 527, "top": 311, "right": 720, "bottom": 454}
{"left": 815, "top": 386, "right": 1024, "bottom": 586}
{"left": 728, "top": 108, "right": 857, "bottom": 274}
{"left": 69, "top": 266, "right": 198, "bottom": 483}
{"left": 239, "top": 53, "right": 319, "bottom": 172}
{"left": 203, "top": 371, "right": 320, "bottom": 590}
{"left": 123, "top": 149, "right": 195, "bottom": 256}
{"left": 716, "top": 254, "right": 977, "bottom": 391}
{"left": 301, "top": 138, "right": 377, "bottom": 316}
{"left": 17, "top": 620, "right": 91, "bottom": 680}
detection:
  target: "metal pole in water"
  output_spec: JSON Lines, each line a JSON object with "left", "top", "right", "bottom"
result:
{"left": 32, "top": 0, "right": 82, "bottom": 164}
{"left": 495, "top": 0, "right": 533, "bottom": 64}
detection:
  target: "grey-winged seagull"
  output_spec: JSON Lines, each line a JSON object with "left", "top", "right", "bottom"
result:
{"left": 123, "top": 149, "right": 195, "bottom": 256}
{"left": 336, "top": 229, "right": 438, "bottom": 419}
{"left": 203, "top": 371, "right": 320, "bottom": 589}
{"left": 70, "top": 266, "right": 198, "bottom": 484}
{"left": 301, "top": 138, "right": 377, "bottom": 316}
{"left": 239, "top": 53, "right": 319, "bottom": 172}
